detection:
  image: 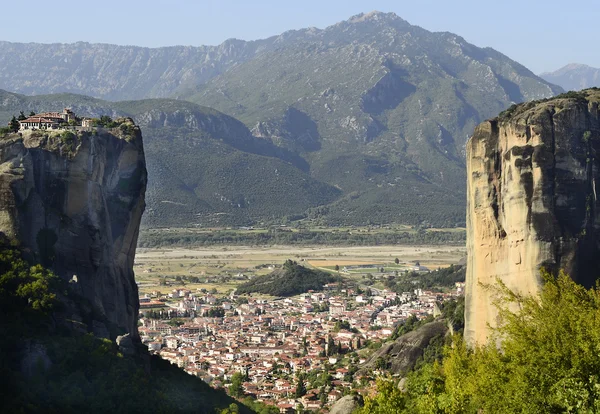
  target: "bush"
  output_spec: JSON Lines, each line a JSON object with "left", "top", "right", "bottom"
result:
{"left": 359, "top": 270, "right": 600, "bottom": 413}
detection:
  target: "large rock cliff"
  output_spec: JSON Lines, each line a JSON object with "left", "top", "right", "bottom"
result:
{"left": 0, "top": 122, "right": 146, "bottom": 339}
{"left": 465, "top": 89, "right": 600, "bottom": 345}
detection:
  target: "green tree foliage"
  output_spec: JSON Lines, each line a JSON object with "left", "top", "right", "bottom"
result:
{"left": 229, "top": 371, "right": 245, "bottom": 398}
{"left": 9, "top": 116, "right": 19, "bottom": 132}
{"left": 358, "top": 377, "right": 410, "bottom": 413}
{"left": 240, "top": 397, "right": 279, "bottom": 414}
{"left": 390, "top": 314, "right": 432, "bottom": 340}
{"left": 333, "top": 319, "right": 358, "bottom": 334}
{"left": 138, "top": 228, "right": 466, "bottom": 248}
{"left": 386, "top": 264, "right": 465, "bottom": 293}
{"left": 220, "top": 403, "right": 240, "bottom": 414}
{"left": 0, "top": 246, "right": 58, "bottom": 315}
{"left": 359, "top": 271, "right": 600, "bottom": 413}
{"left": 294, "top": 373, "right": 307, "bottom": 398}
{"left": 93, "top": 115, "right": 117, "bottom": 128}
{"left": 439, "top": 297, "right": 464, "bottom": 332}
{"left": 206, "top": 307, "right": 225, "bottom": 317}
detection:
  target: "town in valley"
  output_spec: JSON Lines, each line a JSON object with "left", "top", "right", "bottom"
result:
{"left": 135, "top": 245, "right": 464, "bottom": 412}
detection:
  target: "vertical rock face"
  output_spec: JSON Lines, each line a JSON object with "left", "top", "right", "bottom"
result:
{"left": 466, "top": 90, "right": 600, "bottom": 345}
{"left": 0, "top": 122, "right": 146, "bottom": 339}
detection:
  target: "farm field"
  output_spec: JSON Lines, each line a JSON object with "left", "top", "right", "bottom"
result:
{"left": 134, "top": 244, "right": 466, "bottom": 295}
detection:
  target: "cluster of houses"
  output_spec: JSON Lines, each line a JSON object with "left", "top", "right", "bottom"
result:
{"left": 138, "top": 281, "right": 464, "bottom": 412}
{"left": 16, "top": 108, "right": 94, "bottom": 130}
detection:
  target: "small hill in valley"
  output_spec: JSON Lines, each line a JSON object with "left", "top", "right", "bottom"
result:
{"left": 236, "top": 260, "right": 337, "bottom": 297}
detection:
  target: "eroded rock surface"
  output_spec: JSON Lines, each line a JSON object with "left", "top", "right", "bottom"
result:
{"left": 356, "top": 319, "right": 448, "bottom": 376}
{"left": 465, "top": 90, "right": 600, "bottom": 345}
{"left": 0, "top": 122, "right": 146, "bottom": 339}
{"left": 330, "top": 395, "right": 363, "bottom": 414}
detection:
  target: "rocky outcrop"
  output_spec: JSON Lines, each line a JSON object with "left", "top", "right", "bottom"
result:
{"left": 251, "top": 107, "right": 321, "bottom": 152}
{"left": 465, "top": 89, "right": 600, "bottom": 345}
{"left": 356, "top": 320, "right": 448, "bottom": 376}
{"left": 0, "top": 122, "right": 146, "bottom": 340}
{"left": 330, "top": 395, "right": 363, "bottom": 414}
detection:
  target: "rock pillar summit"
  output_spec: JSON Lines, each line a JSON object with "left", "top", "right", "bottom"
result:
{"left": 0, "top": 119, "right": 147, "bottom": 339}
{"left": 465, "top": 90, "right": 600, "bottom": 345}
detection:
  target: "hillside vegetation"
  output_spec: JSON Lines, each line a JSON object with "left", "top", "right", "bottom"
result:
{"left": 0, "top": 238, "right": 250, "bottom": 413}
{"left": 137, "top": 226, "right": 466, "bottom": 248}
{"left": 236, "top": 260, "right": 337, "bottom": 297}
{"left": 186, "top": 12, "right": 561, "bottom": 227}
{"left": 357, "top": 271, "right": 600, "bottom": 413}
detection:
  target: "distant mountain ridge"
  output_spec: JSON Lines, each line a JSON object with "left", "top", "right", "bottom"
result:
{"left": 184, "top": 11, "right": 562, "bottom": 226}
{"left": 0, "top": 11, "right": 564, "bottom": 227}
{"left": 0, "top": 39, "right": 269, "bottom": 100}
{"left": 540, "top": 63, "right": 600, "bottom": 91}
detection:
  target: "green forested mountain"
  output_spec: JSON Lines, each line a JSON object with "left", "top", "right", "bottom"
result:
{"left": 0, "top": 12, "right": 563, "bottom": 227}
{"left": 183, "top": 12, "right": 562, "bottom": 226}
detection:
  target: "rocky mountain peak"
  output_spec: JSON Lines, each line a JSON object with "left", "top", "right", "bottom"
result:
{"left": 347, "top": 10, "right": 403, "bottom": 23}
{"left": 542, "top": 62, "right": 594, "bottom": 76}
{"left": 540, "top": 63, "right": 600, "bottom": 91}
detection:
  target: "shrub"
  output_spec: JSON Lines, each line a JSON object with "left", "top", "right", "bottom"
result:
{"left": 359, "top": 270, "right": 600, "bottom": 413}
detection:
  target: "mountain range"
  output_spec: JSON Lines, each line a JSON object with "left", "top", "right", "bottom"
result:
{"left": 540, "top": 63, "right": 600, "bottom": 91}
{"left": 0, "top": 11, "right": 564, "bottom": 228}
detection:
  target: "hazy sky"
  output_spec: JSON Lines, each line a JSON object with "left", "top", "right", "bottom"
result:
{"left": 1, "top": 0, "right": 597, "bottom": 73}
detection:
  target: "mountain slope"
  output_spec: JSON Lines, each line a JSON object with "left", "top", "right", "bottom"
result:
{"left": 0, "top": 90, "right": 340, "bottom": 228}
{"left": 540, "top": 63, "right": 600, "bottom": 91}
{"left": 0, "top": 39, "right": 272, "bottom": 100}
{"left": 184, "top": 12, "right": 562, "bottom": 225}
{"left": 0, "top": 12, "right": 564, "bottom": 227}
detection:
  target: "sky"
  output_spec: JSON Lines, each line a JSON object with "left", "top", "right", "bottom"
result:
{"left": 1, "top": 0, "right": 598, "bottom": 74}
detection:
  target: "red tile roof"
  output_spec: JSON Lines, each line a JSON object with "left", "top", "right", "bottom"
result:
{"left": 20, "top": 117, "right": 59, "bottom": 124}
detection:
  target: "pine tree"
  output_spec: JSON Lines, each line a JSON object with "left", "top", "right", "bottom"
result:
{"left": 9, "top": 116, "right": 19, "bottom": 132}
{"left": 294, "top": 373, "right": 307, "bottom": 398}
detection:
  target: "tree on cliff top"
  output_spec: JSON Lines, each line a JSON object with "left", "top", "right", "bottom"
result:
{"left": 9, "top": 116, "right": 19, "bottom": 132}
{"left": 359, "top": 270, "right": 600, "bottom": 413}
